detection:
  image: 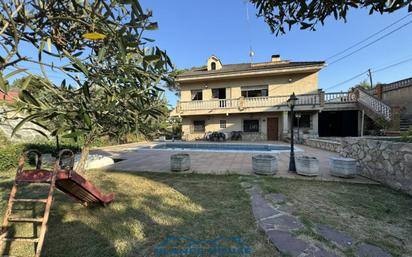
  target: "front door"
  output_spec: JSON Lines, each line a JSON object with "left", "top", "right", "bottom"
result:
{"left": 267, "top": 117, "right": 279, "bottom": 141}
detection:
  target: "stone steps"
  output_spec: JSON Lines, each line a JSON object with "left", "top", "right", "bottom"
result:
{"left": 242, "top": 183, "right": 394, "bottom": 257}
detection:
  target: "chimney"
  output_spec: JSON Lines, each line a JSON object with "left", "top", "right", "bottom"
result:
{"left": 271, "top": 54, "right": 281, "bottom": 62}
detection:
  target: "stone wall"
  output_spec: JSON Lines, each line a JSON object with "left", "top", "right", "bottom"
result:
{"left": 303, "top": 138, "right": 342, "bottom": 153}
{"left": 340, "top": 138, "right": 412, "bottom": 195}
{"left": 0, "top": 108, "right": 49, "bottom": 143}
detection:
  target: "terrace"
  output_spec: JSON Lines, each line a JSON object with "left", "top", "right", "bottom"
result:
{"left": 173, "top": 88, "right": 392, "bottom": 121}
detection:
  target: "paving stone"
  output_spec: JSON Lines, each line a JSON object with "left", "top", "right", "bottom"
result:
{"left": 277, "top": 204, "right": 295, "bottom": 214}
{"left": 266, "top": 193, "right": 287, "bottom": 203}
{"left": 261, "top": 215, "right": 304, "bottom": 231}
{"left": 356, "top": 243, "right": 393, "bottom": 257}
{"left": 304, "top": 245, "right": 341, "bottom": 257}
{"left": 267, "top": 230, "right": 310, "bottom": 257}
{"left": 316, "top": 224, "right": 353, "bottom": 248}
{"left": 252, "top": 194, "right": 279, "bottom": 220}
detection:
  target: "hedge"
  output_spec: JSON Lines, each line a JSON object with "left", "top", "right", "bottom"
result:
{"left": 0, "top": 142, "right": 80, "bottom": 172}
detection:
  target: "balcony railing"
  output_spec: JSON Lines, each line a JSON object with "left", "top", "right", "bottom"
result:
{"left": 175, "top": 89, "right": 392, "bottom": 121}
{"left": 178, "top": 94, "right": 321, "bottom": 112}
{"left": 324, "top": 92, "right": 356, "bottom": 103}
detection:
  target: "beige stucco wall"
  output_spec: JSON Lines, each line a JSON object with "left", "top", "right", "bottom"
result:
{"left": 180, "top": 72, "right": 319, "bottom": 102}
{"left": 382, "top": 86, "right": 412, "bottom": 118}
{"left": 182, "top": 113, "right": 281, "bottom": 141}
{"left": 181, "top": 111, "right": 320, "bottom": 141}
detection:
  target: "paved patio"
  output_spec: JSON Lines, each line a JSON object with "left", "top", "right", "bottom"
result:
{"left": 93, "top": 141, "right": 376, "bottom": 184}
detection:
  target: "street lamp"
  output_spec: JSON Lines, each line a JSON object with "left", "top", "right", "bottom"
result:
{"left": 287, "top": 92, "right": 298, "bottom": 172}
{"left": 295, "top": 113, "right": 302, "bottom": 143}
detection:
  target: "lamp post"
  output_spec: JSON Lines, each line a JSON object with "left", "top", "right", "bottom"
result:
{"left": 287, "top": 93, "right": 298, "bottom": 172}
{"left": 295, "top": 113, "right": 301, "bottom": 143}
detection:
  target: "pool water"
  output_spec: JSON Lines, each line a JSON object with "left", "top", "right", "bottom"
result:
{"left": 140, "top": 142, "right": 299, "bottom": 153}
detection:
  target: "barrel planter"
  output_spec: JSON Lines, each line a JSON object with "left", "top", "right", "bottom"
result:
{"left": 329, "top": 157, "right": 357, "bottom": 178}
{"left": 170, "top": 153, "right": 190, "bottom": 172}
{"left": 296, "top": 156, "right": 320, "bottom": 176}
{"left": 252, "top": 155, "right": 277, "bottom": 175}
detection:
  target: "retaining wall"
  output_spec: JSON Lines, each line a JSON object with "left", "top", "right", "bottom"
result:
{"left": 340, "top": 138, "right": 412, "bottom": 195}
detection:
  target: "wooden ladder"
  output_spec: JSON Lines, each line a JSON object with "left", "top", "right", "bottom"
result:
{"left": 0, "top": 150, "right": 56, "bottom": 257}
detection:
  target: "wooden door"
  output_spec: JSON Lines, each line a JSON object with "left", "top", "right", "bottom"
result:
{"left": 267, "top": 117, "right": 279, "bottom": 141}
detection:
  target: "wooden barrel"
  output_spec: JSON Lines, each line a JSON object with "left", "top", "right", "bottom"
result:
{"left": 171, "top": 153, "right": 190, "bottom": 172}
{"left": 252, "top": 155, "right": 277, "bottom": 175}
{"left": 296, "top": 156, "right": 320, "bottom": 176}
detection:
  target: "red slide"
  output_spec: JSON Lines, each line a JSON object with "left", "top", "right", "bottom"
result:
{"left": 54, "top": 149, "right": 115, "bottom": 206}
{"left": 55, "top": 169, "right": 115, "bottom": 206}
{"left": 14, "top": 149, "right": 115, "bottom": 206}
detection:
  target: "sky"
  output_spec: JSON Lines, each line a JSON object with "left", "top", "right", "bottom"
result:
{"left": 140, "top": 0, "right": 412, "bottom": 107}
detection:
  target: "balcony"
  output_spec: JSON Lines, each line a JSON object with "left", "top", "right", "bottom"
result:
{"left": 173, "top": 91, "right": 360, "bottom": 116}
{"left": 173, "top": 89, "right": 393, "bottom": 123}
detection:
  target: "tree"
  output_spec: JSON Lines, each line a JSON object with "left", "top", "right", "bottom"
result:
{"left": 1, "top": 0, "right": 175, "bottom": 173}
{"left": 250, "top": 0, "right": 412, "bottom": 35}
{"left": 356, "top": 79, "right": 372, "bottom": 89}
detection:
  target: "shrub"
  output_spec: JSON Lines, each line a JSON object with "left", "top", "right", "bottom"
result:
{"left": 400, "top": 126, "right": 412, "bottom": 143}
{"left": 0, "top": 130, "right": 9, "bottom": 146}
{"left": 0, "top": 142, "right": 80, "bottom": 172}
{"left": 0, "top": 144, "right": 25, "bottom": 171}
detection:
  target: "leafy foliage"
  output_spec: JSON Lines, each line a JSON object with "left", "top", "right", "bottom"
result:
{"left": 250, "top": 0, "right": 412, "bottom": 35}
{"left": 0, "top": 0, "right": 175, "bottom": 172}
{"left": 400, "top": 126, "right": 412, "bottom": 142}
{"left": 0, "top": 142, "right": 80, "bottom": 172}
{"left": 357, "top": 79, "right": 372, "bottom": 90}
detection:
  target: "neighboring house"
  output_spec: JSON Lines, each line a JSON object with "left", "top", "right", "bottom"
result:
{"left": 171, "top": 55, "right": 396, "bottom": 141}
{"left": 367, "top": 77, "right": 412, "bottom": 131}
{"left": 1, "top": 89, "right": 50, "bottom": 143}
{"left": 0, "top": 88, "right": 19, "bottom": 103}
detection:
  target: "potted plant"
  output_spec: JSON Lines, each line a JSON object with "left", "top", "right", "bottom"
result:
{"left": 296, "top": 156, "right": 320, "bottom": 176}
{"left": 252, "top": 155, "right": 277, "bottom": 175}
{"left": 171, "top": 153, "right": 190, "bottom": 172}
{"left": 329, "top": 157, "right": 357, "bottom": 178}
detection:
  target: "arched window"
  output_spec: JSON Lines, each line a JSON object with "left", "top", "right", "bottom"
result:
{"left": 211, "top": 62, "right": 216, "bottom": 70}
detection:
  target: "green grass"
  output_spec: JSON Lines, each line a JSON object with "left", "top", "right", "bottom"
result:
{"left": 257, "top": 177, "right": 412, "bottom": 257}
{"left": 0, "top": 170, "right": 276, "bottom": 257}
{"left": 2, "top": 170, "right": 412, "bottom": 257}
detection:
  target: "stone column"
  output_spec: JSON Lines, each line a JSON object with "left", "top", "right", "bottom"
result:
{"left": 282, "top": 111, "right": 289, "bottom": 140}
{"left": 390, "top": 106, "right": 401, "bottom": 131}
{"left": 312, "top": 112, "right": 319, "bottom": 136}
{"left": 318, "top": 89, "right": 325, "bottom": 107}
{"left": 375, "top": 84, "right": 383, "bottom": 100}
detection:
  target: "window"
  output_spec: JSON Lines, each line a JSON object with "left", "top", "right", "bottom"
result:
{"left": 193, "top": 120, "right": 205, "bottom": 132}
{"left": 293, "top": 114, "right": 311, "bottom": 128}
{"left": 211, "top": 62, "right": 216, "bottom": 70}
{"left": 191, "top": 90, "right": 203, "bottom": 101}
{"left": 212, "top": 88, "right": 226, "bottom": 99}
{"left": 243, "top": 120, "right": 259, "bottom": 132}
{"left": 241, "top": 86, "right": 268, "bottom": 98}
{"left": 220, "top": 120, "right": 226, "bottom": 129}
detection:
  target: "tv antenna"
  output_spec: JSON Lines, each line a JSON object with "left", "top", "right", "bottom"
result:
{"left": 244, "top": 0, "right": 255, "bottom": 63}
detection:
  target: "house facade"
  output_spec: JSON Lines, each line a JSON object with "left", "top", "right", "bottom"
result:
{"left": 171, "top": 55, "right": 395, "bottom": 141}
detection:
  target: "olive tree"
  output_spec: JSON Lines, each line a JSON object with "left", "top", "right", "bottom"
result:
{"left": 0, "top": 0, "right": 174, "bottom": 173}
{"left": 250, "top": 0, "right": 412, "bottom": 35}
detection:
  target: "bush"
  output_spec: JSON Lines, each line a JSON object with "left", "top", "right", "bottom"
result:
{"left": 0, "top": 130, "right": 9, "bottom": 146}
{"left": 400, "top": 126, "right": 412, "bottom": 143}
{"left": 0, "top": 144, "right": 25, "bottom": 171}
{"left": 0, "top": 142, "right": 80, "bottom": 172}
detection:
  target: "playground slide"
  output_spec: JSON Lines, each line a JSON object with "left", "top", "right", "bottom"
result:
{"left": 15, "top": 149, "right": 115, "bottom": 206}
{"left": 55, "top": 170, "right": 115, "bottom": 205}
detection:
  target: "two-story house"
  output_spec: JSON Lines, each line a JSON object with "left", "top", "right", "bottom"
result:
{"left": 171, "top": 55, "right": 325, "bottom": 141}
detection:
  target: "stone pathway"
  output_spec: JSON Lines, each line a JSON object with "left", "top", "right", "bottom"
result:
{"left": 240, "top": 182, "right": 393, "bottom": 257}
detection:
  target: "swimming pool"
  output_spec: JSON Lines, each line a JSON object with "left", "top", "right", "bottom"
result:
{"left": 138, "top": 142, "right": 301, "bottom": 153}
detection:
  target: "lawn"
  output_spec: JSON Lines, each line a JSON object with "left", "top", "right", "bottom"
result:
{"left": 0, "top": 169, "right": 275, "bottom": 257}
{"left": 1, "top": 170, "right": 412, "bottom": 257}
{"left": 255, "top": 177, "right": 412, "bottom": 257}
